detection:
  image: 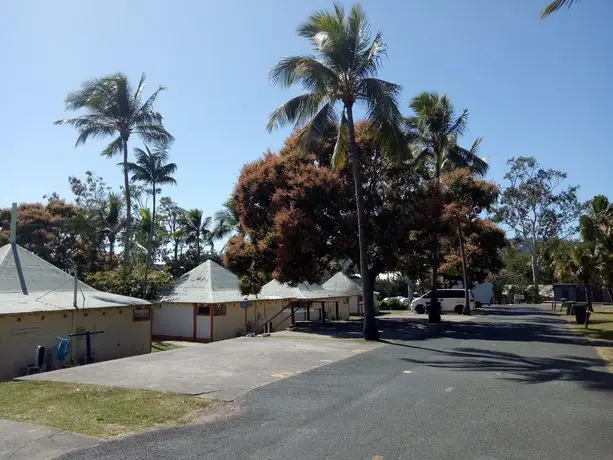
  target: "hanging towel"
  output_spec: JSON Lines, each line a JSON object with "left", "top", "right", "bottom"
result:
{"left": 56, "top": 338, "right": 70, "bottom": 361}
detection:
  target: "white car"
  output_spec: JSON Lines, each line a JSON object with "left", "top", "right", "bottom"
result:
{"left": 410, "top": 289, "right": 476, "bottom": 314}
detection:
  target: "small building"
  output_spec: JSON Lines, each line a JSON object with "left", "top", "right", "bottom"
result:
{"left": 322, "top": 272, "right": 364, "bottom": 316}
{"left": 0, "top": 243, "right": 152, "bottom": 381}
{"left": 260, "top": 279, "right": 350, "bottom": 322}
{"left": 152, "top": 260, "right": 288, "bottom": 342}
{"left": 324, "top": 273, "right": 379, "bottom": 316}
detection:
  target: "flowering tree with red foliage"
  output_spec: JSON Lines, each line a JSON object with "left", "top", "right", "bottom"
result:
{"left": 224, "top": 151, "right": 348, "bottom": 293}
{"left": 0, "top": 200, "right": 106, "bottom": 276}
{"left": 225, "top": 122, "right": 422, "bottom": 296}
{"left": 439, "top": 169, "right": 506, "bottom": 312}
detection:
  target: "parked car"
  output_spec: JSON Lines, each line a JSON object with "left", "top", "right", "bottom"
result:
{"left": 410, "top": 289, "right": 476, "bottom": 314}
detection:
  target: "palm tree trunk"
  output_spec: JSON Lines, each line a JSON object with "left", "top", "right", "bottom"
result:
{"left": 142, "top": 182, "right": 155, "bottom": 298}
{"left": 346, "top": 105, "right": 379, "bottom": 341}
{"left": 430, "top": 234, "right": 441, "bottom": 322}
{"left": 122, "top": 139, "right": 132, "bottom": 280}
{"left": 429, "top": 181, "right": 442, "bottom": 323}
{"left": 457, "top": 215, "right": 471, "bottom": 315}
{"left": 585, "top": 282, "right": 593, "bottom": 327}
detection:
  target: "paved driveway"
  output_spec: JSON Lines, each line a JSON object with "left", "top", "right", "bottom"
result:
{"left": 21, "top": 330, "right": 383, "bottom": 401}
{"left": 59, "top": 305, "right": 613, "bottom": 460}
{"left": 0, "top": 419, "right": 99, "bottom": 460}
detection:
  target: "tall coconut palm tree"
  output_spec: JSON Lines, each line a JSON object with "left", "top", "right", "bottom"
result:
{"left": 179, "top": 209, "right": 213, "bottom": 262}
{"left": 212, "top": 198, "right": 240, "bottom": 250}
{"left": 541, "top": 0, "right": 578, "bottom": 19}
{"left": 126, "top": 143, "right": 177, "bottom": 255}
{"left": 126, "top": 143, "right": 177, "bottom": 296}
{"left": 266, "top": 3, "right": 404, "bottom": 340}
{"left": 104, "top": 192, "right": 124, "bottom": 260}
{"left": 55, "top": 73, "right": 174, "bottom": 272}
{"left": 407, "top": 92, "right": 488, "bottom": 322}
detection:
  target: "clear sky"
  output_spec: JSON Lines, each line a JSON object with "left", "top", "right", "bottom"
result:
{"left": 2, "top": 0, "right": 612, "bottom": 222}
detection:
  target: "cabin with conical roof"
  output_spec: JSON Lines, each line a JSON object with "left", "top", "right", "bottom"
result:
{"left": 153, "top": 260, "right": 288, "bottom": 342}
{"left": 0, "top": 242, "right": 152, "bottom": 380}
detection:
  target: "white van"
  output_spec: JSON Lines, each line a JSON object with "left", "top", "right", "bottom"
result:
{"left": 410, "top": 289, "right": 475, "bottom": 314}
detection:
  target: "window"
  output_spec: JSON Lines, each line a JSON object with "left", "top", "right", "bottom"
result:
{"left": 197, "top": 305, "right": 210, "bottom": 316}
{"left": 133, "top": 306, "right": 150, "bottom": 322}
{"left": 214, "top": 305, "right": 227, "bottom": 316}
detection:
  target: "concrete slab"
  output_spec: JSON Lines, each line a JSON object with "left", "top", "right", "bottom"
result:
{"left": 0, "top": 419, "right": 100, "bottom": 460}
{"left": 20, "top": 335, "right": 383, "bottom": 401}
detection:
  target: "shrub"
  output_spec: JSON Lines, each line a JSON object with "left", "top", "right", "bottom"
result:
{"left": 86, "top": 265, "right": 174, "bottom": 300}
{"left": 379, "top": 298, "right": 408, "bottom": 310}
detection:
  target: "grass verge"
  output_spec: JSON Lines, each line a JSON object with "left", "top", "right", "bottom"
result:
{"left": 562, "top": 307, "right": 613, "bottom": 369}
{"left": 0, "top": 381, "right": 216, "bottom": 438}
{"left": 151, "top": 341, "right": 185, "bottom": 353}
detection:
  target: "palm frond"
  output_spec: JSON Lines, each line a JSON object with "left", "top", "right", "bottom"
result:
{"left": 133, "top": 73, "right": 147, "bottom": 104}
{"left": 266, "top": 92, "right": 327, "bottom": 132}
{"left": 360, "top": 78, "right": 404, "bottom": 155}
{"left": 101, "top": 136, "right": 124, "bottom": 158}
{"left": 293, "top": 102, "right": 337, "bottom": 153}
{"left": 444, "top": 137, "right": 489, "bottom": 176}
{"left": 269, "top": 56, "right": 338, "bottom": 92}
{"left": 331, "top": 109, "right": 349, "bottom": 169}
{"left": 540, "top": 0, "right": 577, "bottom": 19}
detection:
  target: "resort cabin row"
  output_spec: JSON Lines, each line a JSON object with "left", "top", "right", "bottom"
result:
{"left": 151, "top": 260, "right": 370, "bottom": 343}
{"left": 0, "top": 242, "right": 153, "bottom": 381}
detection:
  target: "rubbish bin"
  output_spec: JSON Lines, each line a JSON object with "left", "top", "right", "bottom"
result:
{"left": 574, "top": 304, "right": 587, "bottom": 324}
{"left": 565, "top": 301, "right": 576, "bottom": 315}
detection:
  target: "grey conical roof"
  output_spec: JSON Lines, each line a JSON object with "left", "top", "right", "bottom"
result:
{"left": 160, "top": 260, "right": 259, "bottom": 303}
{"left": 260, "top": 279, "right": 338, "bottom": 300}
{"left": 322, "top": 272, "right": 363, "bottom": 296}
{"left": 0, "top": 244, "right": 150, "bottom": 315}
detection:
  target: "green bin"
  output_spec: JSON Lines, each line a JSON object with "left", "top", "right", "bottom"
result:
{"left": 574, "top": 304, "right": 587, "bottom": 324}
{"left": 565, "top": 301, "right": 576, "bottom": 315}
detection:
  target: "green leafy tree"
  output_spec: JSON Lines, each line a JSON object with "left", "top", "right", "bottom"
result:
{"left": 266, "top": 4, "right": 405, "bottom": 340}
{"left": 494, "top": 156, "right": 581, "bottom": 298}
{"left": 552, "top": 242, "right": 597, "bottom": 323}
{"left": 55, "top": 73, "right": 174, "bottom": 271}
{"left": 580, "top": 195, "right": 613, "bottom": 299}
{"left": 406, "top": 92, "right": 487, "bottom": 322}
{"left": 179, "top": 209, "right": 213, "bottom": 263}
{"left": 212, "top": 198, "right": 240, "bottom": 250}
{"left": 159, "top": 197, "right": 185, "bottom": 268}
{"left": 103, "top": 192, "right": 124, "bottom": 260}
{"left": 126, "top": 143, "right": 177, "bottom": 295}
{"left": 86, "top": 264, "right": 174, "bottom": 300}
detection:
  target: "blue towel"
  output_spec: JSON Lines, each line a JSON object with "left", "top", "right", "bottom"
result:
{"left": 56, "top": 338, "right": 70, "bottom": 361}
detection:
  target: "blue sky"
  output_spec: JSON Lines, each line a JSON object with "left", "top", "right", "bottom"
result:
{"left": 2, "top": 0, "right": 612, "bottom": 222}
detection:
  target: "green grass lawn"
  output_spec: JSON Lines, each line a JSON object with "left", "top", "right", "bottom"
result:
{"left": 563, "top": 306, "right": 613, "bottom": 368}
{"left": 563, "top": 307, "right": 613, "bottom": 340}
{"left": 0, "top": 381, "right": 216, "bottom": 438}
{"left": 151, "top": 341, "right": 185, "bottom": 353}
{"left": 377, "top": 309, "right": 411, "bottom": 316}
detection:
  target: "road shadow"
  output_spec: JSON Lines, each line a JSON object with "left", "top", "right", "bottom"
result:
{"left": 398, "top": 344, "right": 613, "bottom": 392}
{"left": 379, "top": 306, "right": 613, "bottom": 392}
{"left": 291, "top": 316, "right": 443, "bottom": 342}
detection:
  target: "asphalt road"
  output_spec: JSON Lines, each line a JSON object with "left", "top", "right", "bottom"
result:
{"left": 59, "top": 305, "right": 613, "bottom": 460}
